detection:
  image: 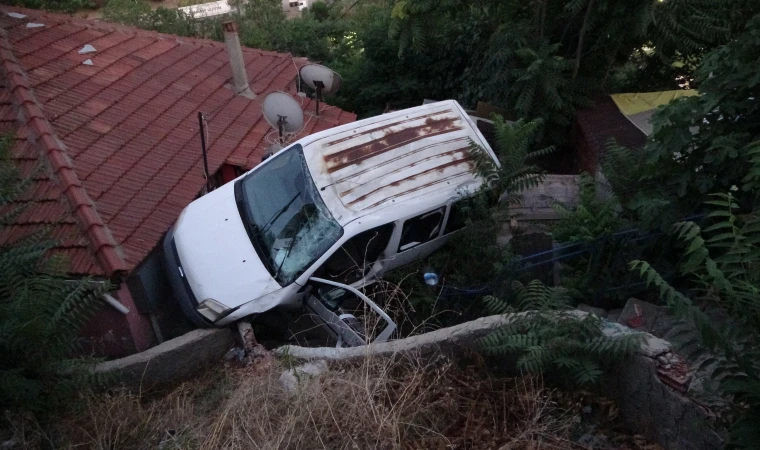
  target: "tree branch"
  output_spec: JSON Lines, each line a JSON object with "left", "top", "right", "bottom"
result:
{"left": 573, "top": 0, "right": 596, "bottom": 79}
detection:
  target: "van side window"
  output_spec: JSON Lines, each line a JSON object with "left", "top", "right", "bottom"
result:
{"left": 444, "top": 202, "right": 467, "bottom": 234}
{"left": 315, "top": 224, "right": 394, "bottom": 284}
{"left": 398, "top": 207, "right": 445, "bottom": 252}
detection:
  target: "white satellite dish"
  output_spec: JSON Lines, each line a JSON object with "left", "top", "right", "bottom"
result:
{"left": 262, "top": 91, "right": 304, "bottom": 144}
{"left": 299, "top": 63, "right": 342, "bottom": 116}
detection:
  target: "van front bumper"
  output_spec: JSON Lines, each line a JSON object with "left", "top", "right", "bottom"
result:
{"left": 163, "top": 227, "right": 216, "bottom": 328}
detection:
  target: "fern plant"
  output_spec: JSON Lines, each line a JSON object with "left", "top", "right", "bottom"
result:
{"left": 0, "top": 134, "right": 108, "bottom": 414}
{"left": 551, "top": 172, "right": 626, "bottom": 243}
{"left": 479, "top": 280, "right": 641, "bottom": 385}
{"left": 631, "top": 193, "right": 760, "bottom": 447}
{"left": 469, "top": 115, "right": 555, "bottom": 208}
{"left": 547, "top": 172, "right": 647, "bottom": 305}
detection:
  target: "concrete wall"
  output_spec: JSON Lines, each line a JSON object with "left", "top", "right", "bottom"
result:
{"left": 94, "top": 328, "right": 235, "bottom": 389}
{"left": 606, "top": 354, "right": 726, "bottom": 450}
{"left": 508, "top": 174, "right": 581, "bottom": 221}
{"left": 278, "top": 312, "right": 725, "bottom": 450}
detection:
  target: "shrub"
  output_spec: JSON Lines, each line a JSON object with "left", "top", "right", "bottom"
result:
{"left": 0, "top": 135, "right": 107, "bottom": 414}
{"left": 631, "top": 193, "right": 760, "bottom": 447}
{"left": 604, "top": 15, "right": 760, "bottom": 228}
{"left": 551, "top": 173, "right": 626, "bottom": 244}
{"left": 103, "top": 0, "right": 223, "bottom": 40}
{"left": 479, "top": 280, "right": 641, "bottom": 385}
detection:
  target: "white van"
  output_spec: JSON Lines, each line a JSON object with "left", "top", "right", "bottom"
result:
{"left": 163, "top": 100, "right": 499, "bottom": 344}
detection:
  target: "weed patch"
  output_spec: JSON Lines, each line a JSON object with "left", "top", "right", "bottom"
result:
{"left": 4, "top": 355, "right": 577, "bottom": 449}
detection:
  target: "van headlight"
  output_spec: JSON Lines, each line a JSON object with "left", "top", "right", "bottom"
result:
{"left": 197, "top": 298, "right": 230, "bottom": 322}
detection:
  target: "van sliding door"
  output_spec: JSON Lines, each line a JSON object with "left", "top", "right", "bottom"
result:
{"left": 385, "top": 207, "right": 447, "bottom": 272}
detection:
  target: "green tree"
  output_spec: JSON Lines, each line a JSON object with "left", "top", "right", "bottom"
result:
{"left": 479, "top": 26, "right": 587, "bottom": 144}
{"left": 305, "top": 1, "right": 331, "bottom": 22}
{"left": 605, "top": 14, "right": 760, "bottom": 228}
{"left": 385, "top": 0, "right": 757, "bottom": 145}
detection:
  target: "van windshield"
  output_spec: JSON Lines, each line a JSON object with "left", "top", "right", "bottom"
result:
{"left": 236, "top": 145, "right": 343, "bottom": 286}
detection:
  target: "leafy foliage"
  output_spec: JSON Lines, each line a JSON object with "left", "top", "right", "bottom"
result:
{"left": 605, "top": 15, "right": 760, "bottom": 227}
{"left": 0, "top": 135, "right": 107, "bottom": 414}
{"left": 480, "top": 28, "right": 588, "bottom": 144}
{"left": 469, "top": 115, "right": 555, "bottom": 207}
{"left": 479, "top": 280, "right": 641, "bottom": 385}
{"left": 548, "top": 173, "right": 642, "bottom": 305}
{"left": 551, "top": 173, "right": 625, "bottom": 243}
{"left": 385, "top": 0, "right": 759, "bottom": 145}
{"left": 5, "top": 0, "right": 94, "bottom": 13}
{"left": 630, "top": 193, "right": 760, "bottom": 447}
{"left": 103, "top": 0, "right": 223, "bottom": 39}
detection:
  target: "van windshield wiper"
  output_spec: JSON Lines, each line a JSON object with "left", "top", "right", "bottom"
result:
{"left": 259, "top": 192, "right": 301, "bottom": 236}
{"left": 273, "top": 232, "right": 299, "bottom": 282}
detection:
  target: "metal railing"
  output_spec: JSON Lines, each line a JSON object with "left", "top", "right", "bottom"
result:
{"left": 434, "top": 224, "right": 680, "bottom": 310}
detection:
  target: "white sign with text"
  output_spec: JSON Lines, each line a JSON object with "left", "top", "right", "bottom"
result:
{"left": 179, "top": 0, "right": 232, "bottom": 18}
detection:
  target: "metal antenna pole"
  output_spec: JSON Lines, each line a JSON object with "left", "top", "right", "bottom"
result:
{"left": 314, "top": 80, "right": 325, "bottom": 117}
{"left": 198, "top": 112, "right": 212, "bottom": 193}
{"left": 277, "top": 115, "right": 286, "bottom": 143}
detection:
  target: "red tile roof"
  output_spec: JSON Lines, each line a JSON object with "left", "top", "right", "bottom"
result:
{"left": 0, "top": 7, "right": 356, "bottom": 276}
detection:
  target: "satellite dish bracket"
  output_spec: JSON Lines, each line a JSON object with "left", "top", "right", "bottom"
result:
{"left": 298, "top": 64, "right": 341, "bottom": 118}
{"left": 277, "top": 115, "right": 288, "bottom": 142}
{"left": 313, "top": 80, "right": 325, "bottom": 116}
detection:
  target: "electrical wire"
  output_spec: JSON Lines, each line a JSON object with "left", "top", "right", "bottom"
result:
{"left": 293, "top": 113, "right": 313, "bottom": 141}
{"left": 291, "top": 57, "right": 302, "bottom": 94}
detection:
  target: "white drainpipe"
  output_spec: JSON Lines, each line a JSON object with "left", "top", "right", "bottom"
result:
{"left": 103, "top": 293, "right": 130, "bottom": 315}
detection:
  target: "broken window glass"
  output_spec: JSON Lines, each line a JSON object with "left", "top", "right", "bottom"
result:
{"left": 315, "top": 224, "right": 394, "bottom": 284}
{"left": 398, "top": 208, "right": 445, "bottom": 252}
{"left": 238, "top": 145, "right": 343, "bottom": 285}
{"left": 444, "top": 202, "right": 467, "bottom": 234}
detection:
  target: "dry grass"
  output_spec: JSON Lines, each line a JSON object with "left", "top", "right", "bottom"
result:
{"left": 3, "top": 353, "right": 577, "bottom": 450}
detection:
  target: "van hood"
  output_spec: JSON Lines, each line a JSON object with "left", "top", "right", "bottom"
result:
{"left": 172, "top": 185, "right": 282, "bottom": 309}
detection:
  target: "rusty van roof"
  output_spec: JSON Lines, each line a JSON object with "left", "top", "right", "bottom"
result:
{"left": 302, "top": 100, "right": 496, "bottom": 224}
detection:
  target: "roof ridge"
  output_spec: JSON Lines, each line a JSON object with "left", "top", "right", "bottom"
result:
{"left": 0, "top": 26, "right": 127, "bottom": 275}
{"left": 2, "top": 6, "right": 297, "bottom": 59}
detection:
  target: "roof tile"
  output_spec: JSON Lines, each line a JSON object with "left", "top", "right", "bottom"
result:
{"left": 0, "top": 6, "right": 355, "bottom": 276}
